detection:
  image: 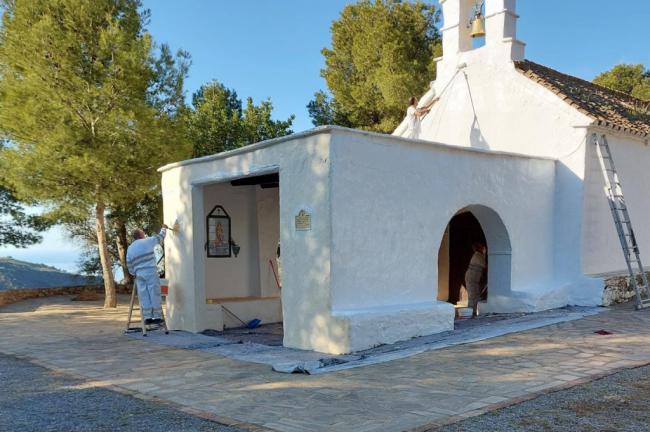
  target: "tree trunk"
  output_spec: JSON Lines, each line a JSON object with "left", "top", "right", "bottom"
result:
{"left": 115, "top": 218, "right": 133, "bottom": 287}
{"left": 95, "top": 203, "right": 117, "bottom": 308}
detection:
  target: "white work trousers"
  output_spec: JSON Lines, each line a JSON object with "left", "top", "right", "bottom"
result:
{"left": 136, "top": 268, "right": 162, "bottom": 320}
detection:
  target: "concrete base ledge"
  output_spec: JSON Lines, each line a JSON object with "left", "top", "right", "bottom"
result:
{"left": 333, "top": 301, "right": 455, "bottom": 353}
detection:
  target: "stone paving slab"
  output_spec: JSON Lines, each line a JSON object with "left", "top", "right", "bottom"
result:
{"left": 2, "top": 295, "right": 650, "bottom": 432}
{"left": 129, "top": 307, "right": 603, "bottom": 375}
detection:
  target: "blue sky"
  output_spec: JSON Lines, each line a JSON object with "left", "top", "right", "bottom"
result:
{"left": 140, "top": 0, "right": 650, "bottom": 132}
{"left": 1, "top": 0, "right": 649, "bottom": 272}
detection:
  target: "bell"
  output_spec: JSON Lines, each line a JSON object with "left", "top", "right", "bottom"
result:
{"left": 470, "top": 15, "right": 486, "bottom": 38}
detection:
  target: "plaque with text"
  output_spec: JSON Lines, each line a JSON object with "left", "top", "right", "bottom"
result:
{"left": 295, "top": 210, "right": 312, "bottom": 231}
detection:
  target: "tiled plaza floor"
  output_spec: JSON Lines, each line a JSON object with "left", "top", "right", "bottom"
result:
{"left": 1, "top": 296, "right": 650, "bottom": 432}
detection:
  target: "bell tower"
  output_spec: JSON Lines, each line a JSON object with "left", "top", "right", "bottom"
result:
{"left": 437, "top": 0, "right": 526, "bottom": 82}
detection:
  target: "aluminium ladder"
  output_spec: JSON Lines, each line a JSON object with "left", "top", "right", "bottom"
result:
{"left": 593, "top": 133, "right": 650, "bottom": 309}
{"left": 124, "top": 279, "right": 169, "bottom": 336}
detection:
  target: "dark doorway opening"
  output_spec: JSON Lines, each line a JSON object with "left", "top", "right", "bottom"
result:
{"left": 441, "top": 211, "right": 487, "bottom": 305}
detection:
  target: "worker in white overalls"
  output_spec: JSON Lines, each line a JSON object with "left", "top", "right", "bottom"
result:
{"left": 126, "top": 224, "right": 168, "bottom": 324}
{"left": 465, "top": 242, "right": 487, "bottom": 318}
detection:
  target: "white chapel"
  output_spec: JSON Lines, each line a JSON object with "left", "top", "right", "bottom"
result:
{"left": 159, "top": 0, "right": 650, "bottom": 354}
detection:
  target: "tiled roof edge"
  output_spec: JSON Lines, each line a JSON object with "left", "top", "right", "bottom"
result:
{"left": 514, "top": 60, "right": 650, "bottom": 138}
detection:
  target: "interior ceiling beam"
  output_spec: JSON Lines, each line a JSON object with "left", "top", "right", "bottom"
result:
{"left": 230, "top": 173, "right": 279, "bottom": 187}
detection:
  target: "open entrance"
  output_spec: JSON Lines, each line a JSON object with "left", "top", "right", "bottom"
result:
{"left": 437, "top": 205, "right": 512, "bottom": 314}
{"left": 438, "top": 212, "right": 487, "bottom": 305}
{"left": 201, "top": 172, "right": 283, "bottom": 331}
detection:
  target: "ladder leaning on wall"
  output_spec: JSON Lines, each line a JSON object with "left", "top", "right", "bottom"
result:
{"left": 593, "top": 133, "right": 650, "bottom": 309}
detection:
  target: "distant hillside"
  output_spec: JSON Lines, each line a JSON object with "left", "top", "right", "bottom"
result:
{"left": 0, "top": 257, "right": 99, "bottom": 291}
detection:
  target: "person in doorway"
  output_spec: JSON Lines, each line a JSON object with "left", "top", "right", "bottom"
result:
{"left": 465, "top": 242, "right": 487, "bottom": 318}
{"left": 127, "top": 224, "right": 168, "bottom": 324}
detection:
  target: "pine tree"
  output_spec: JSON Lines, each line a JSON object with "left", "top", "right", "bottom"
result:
{"left": 0, "top": 0, "right": 190, "bottom": 306}
{"left": 594, "top": 64, "right": 650, "bottom": 101}
{"left": 311, "top": 0, "right": 441, "bottom": 132}
{"left": 187, "top": 80, "right": 294, "bottom": 158}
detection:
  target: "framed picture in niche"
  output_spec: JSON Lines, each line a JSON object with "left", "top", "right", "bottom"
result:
{"left": 207, "top": 205, "right": 231, "bottom": 258}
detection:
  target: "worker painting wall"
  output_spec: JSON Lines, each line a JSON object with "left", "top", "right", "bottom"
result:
{"left": 397, "top": 0, "right": 593, "bottom": 160}
{"left": 411, "top": 58, "right": 592, "bottom": 159}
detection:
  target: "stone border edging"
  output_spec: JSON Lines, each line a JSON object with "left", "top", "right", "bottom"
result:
{"left": 8, "top": 353, "right": 278, "bottom": 432}
{"left": 0, "top": 284, "right": 130, "bottom": 308}
{"left": 406, "top": 359, "right": 650, "bottom": 431}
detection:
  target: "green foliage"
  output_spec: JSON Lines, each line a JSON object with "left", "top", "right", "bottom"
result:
{"left": 0, "top": 185, "right": 50, "bottom": 247}
{"left": 306, "top": 90, "right": 353, "bottom": 128}
{"left": 314, "top": 0, "right": 441, "bottom": 132}
{"left": 241, "top": 97, "right": 295, "bottom": 146}
{"left": 632, "top": 81, "right": 650, "bottom": 102}
{"left": 0, "top": 139, "right": 49, "bottom": 248}
{"left": 0, "top": 0, "right": 190, "bottom": 215}
{"left": 187, "top": 80, "right": 294, "bottom": 158}
{"left": 0, "top": 0, "right": 191, "bottom": 301}
{"left": 594, "top": 64, "right": 650, "bottom": 102}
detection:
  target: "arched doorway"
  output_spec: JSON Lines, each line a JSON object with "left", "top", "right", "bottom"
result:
{"left": 437, "top": 205, "right": 512, "bottom": 312}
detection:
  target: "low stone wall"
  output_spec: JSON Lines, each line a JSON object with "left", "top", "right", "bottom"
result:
{"left": 602, "top": 274, "right": 650, "bottom": 306}
{"left": 0, "top": 284, "right": 130, "bottom": 308}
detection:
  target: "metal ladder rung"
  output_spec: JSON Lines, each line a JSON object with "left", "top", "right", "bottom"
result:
{"left": 124, "top": 280, "right": 169, "bottom": 337}
{"left": 594, "top": 133, "right": 650, "bottom": 311}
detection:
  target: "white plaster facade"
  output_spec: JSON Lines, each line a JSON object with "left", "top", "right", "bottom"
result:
{"left": 159, "top": 0, "right": 650, "bottom": 354}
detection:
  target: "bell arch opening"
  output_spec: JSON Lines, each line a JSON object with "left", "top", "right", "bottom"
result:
{"left": 437, "top": 205, "right": 512, "bottom": 313}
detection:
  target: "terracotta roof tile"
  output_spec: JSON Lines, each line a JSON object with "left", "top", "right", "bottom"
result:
{"left": 515, "top": 60, "right": 650, "bottom": 137}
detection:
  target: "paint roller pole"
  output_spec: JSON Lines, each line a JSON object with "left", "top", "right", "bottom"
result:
{"left": 269, "top": 259, "right": 282, "bottom": 290}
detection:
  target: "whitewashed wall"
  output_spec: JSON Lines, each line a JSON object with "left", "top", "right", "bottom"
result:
{"left": 161, "top": 126, "right": 608, "bottom": 354}
{"left": 160, "top": 130, "right": 341, "bottom": 352}
{"left": 402, "top": 59, "right": 592, "bottom": 159}
{"left": 393, "top": 3, "right": 608, "bottom": 309}
{"left": 159, "top": 0, "right": 643, "bottom": 353}
{"left": 582, "top": 131, "right": 650, "bottom": 276}
{"left": 326, "top": 128, "right": 600, "bottom": 352}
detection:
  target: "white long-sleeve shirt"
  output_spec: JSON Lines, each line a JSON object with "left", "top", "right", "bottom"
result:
{"left": 126, "top": 228, "right": 166, "bottom": 277}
